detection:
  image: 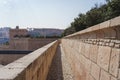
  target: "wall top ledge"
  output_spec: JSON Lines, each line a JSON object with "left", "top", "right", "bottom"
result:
{"left": 65, "top": 16, "right": 120, "bottom": 38}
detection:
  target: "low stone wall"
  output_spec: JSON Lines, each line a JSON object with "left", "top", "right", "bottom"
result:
{"left": 10, "top": 38, "right": 58, "bottom": 51}
{"left": 28, "top": 38, "right": 58, "bottom": 50}
{"left": 0, "top": 40, "right": 59, "bottom": 80}
{"left": 0, "top": 45, "right": 11, "bottom": 50}
{"left": 61, "top": 16, "right": 120, "bottom": 80}
{"left": 0, "top": 51, "right": 32, "bottom": 65}
{"left": 10, "top": 38, "right": 29, "bottom": 50}
{"left": 0, "top": 54, "right": 25, "bottom": 65}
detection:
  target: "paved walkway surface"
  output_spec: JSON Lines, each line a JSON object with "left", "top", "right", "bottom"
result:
{"left": 47, "top": 44, "right": 74, "bottom": 80}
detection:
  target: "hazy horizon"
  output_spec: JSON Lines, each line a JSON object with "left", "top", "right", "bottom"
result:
{"left": 0, "top": 0, "right": 106, "bottom": 29}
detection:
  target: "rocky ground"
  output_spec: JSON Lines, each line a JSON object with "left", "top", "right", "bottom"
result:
{"left": 47, "top": 44, "right": 74, "bottom": 80}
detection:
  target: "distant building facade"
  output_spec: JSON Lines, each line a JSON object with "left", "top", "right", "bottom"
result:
{"left": 9, "top": 27, "right": 28, "bottom": 39}
{"left": 3, "top": 27, "right": 62, "bottom": 51}
{"left": 28, "top": 28, "right": 64, "bottom": 37}
{"left": 9, "top": 27, "right": 28, "bottom": 49}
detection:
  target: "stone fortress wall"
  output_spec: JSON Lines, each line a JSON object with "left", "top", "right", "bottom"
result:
{"left": 0, "top": 16, "right": 119, "bottom": 80}
{"left": 61, "top": 16, "right": 120, "bottom": 80}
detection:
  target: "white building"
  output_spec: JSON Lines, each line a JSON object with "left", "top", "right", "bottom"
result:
{"left": 0, "top": 27, "right": 10, "bottom": 38}
{"left": 0, "top": 27, "right": 10, "bottom": 44}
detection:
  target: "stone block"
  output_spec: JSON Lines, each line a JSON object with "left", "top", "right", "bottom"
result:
{"left": 74, "top": 58, "right": 86, "bottom": 80}
{"left": 104, "top": 28, "right": 117, "bottom": 39}
{"left": 111, "top": 76, "right": 117, "bottom": 80}
{"left": 83, "top": 27, "right": 91, "bottom": 33}
{"left": 100, "top": 20, "right": 110, "bottom": 29}
{"left": 84, "top": 44, "right": 91, "bottom": 58}
{"left": 89, "top": 75, "right": 95, "bottom": 80}
{"left": 78, "top": 53, "right": 86, "bottom": 66}
{"left": 89, "top": 32, "right": 97, "bottom": 39}
{"left": 90, "top": 62, "right": 100, "bottom": 80}
{"left": 74, "top": 40, "right": 80, "bottom": 52}
{"left": 80, "top": 43, "right": 85, "bottom": 55}
{"left": 78, "top": 42, "right": 82, "bottom": 54}
{"left": 110, "top": 16, "right": 120, "bottom": 27}
{"left": 109, "top": 42, "right": 115, "bottom": 47}
{"left": 97, "top": 46, "right": 111, "bottom": 71}
{"left": 115, "top": 44, "right": 120, "bottom": 48}
{"left": 92, "top": 24, "right": 100, "bottom": 31}
{"left": 109, "top": 48, "right": 120, "bottom": 77}
{"left": 90, "top": 45, "right": 98, "bottom": 63}
{"left": 118, "top": 69, "right": 120, "bottom": 79}
{"left": 100, "top": 69, "right": 111, "bottom": 80}
{"left": 86, "top": 74, "right": 95, "bottom": 80}
{"left": 96, "top": 30, "right": 104, "bottom": 39}
{"left": 85, "top": 58, "right": 91, "bottom": 73}
{"left": 115, "top": 26, "right": 120, "bottom": 40}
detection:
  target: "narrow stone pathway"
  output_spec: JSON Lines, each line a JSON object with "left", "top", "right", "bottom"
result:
{"left": 47, "top": 44, "right": 74, "bottom": 80}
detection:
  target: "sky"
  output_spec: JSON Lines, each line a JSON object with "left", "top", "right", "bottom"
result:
{"left": 0, "top": 0, "right": 106, "bottom": 29}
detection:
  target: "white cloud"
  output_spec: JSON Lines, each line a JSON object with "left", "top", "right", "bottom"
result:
{"left": 0, "top": 0, "right": 18, "bottom": 6}
{"left": 0, "top": 0, "right": 10, "bottom": 7}
{"left": 3, "top": 0, "right": 8, "bottom": 5}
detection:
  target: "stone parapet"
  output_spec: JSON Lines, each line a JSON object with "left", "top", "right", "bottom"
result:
{"left": 0, "top": 40, "right": 59, "bottom": 80}
{"left": 65, "top": 16, "right": 120, "bottom": 39}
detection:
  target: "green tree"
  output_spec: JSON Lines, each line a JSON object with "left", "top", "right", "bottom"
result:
{"left": 62, "top": 26, "right": 75, "bottom": 36}
{"left": 62, "top": 0, "right": 120, "bottom": 36}
{"left": 73, "top": 13, "right": 87, "bottom": 31}
{"left": 108, "top": 0, "right": 120, "bottom": 18}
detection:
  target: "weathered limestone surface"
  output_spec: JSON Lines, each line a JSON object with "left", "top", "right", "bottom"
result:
{"left": 111, "top": 76, "right": 118, "bottom": 80}
{"left": 109, "top": 48, "right": 120, "bottom": 77}
{"left": 100, "top": 69, "right": 111, "bottom": 80}
{"left": 90, "top": 44, "right": 98, "bottom": 63}
{"left": 61, "top": 16, "right": 120, "bottom": 80}
{"left": 0, "top": 16, "right": 120, "bottom": 80}
{"left": 0, "top": 40, "right": 59, "bottom": 80}
{"left": 90, "top": 62, "right": 100, "bottom": 80}
{"left": 97, "top": 46, "right": 111, "bottom": 71}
